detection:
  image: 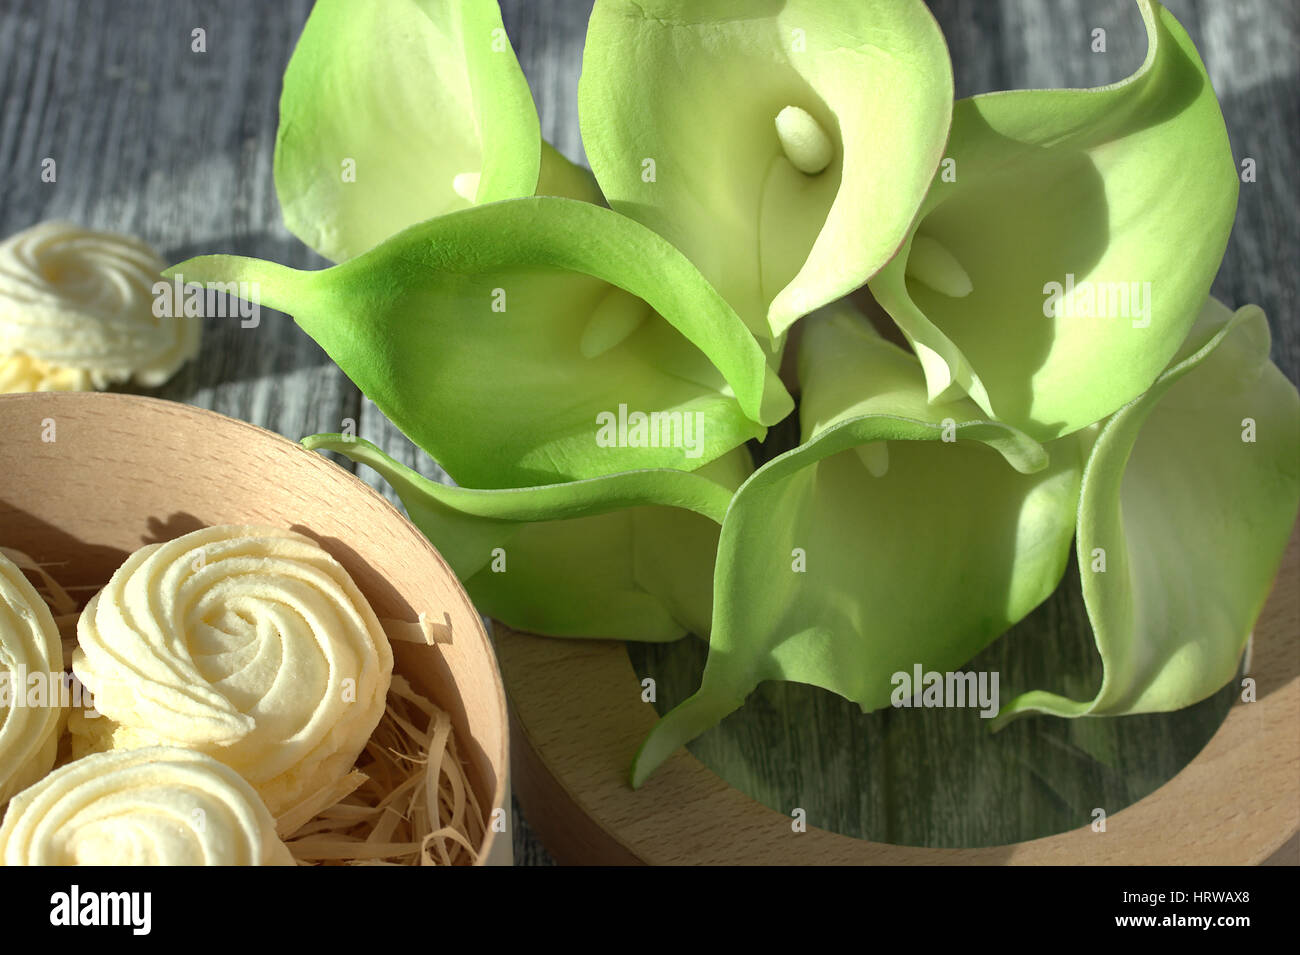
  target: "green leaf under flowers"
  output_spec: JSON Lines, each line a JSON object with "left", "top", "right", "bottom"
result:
{"left": 169, "top": 197, "right": 793, "bottom": 489}
{"left": 994, "top": 299, "right": 1300, "bottom": 726}
{"left": 274, "top": 0, "right": 600, "bottom": 264}
{"left": 578, "top": 0, "right": 953, "bottom": 346}
{"left": 869, "top": 0, "right": 1239, "bottom": 442}
{"left": 305, "top": 435, "right": 752, "bottom": 641}
{"left": 631, "top": 304, "right": 1083, "bottom": 786}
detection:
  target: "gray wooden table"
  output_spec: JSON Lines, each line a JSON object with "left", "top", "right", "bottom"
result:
{"left": 2, "top": 0, "right": 1294, "bottom": 864}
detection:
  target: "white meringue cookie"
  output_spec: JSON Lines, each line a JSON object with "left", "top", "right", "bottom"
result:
{"left": 0, "top": 551, "right": 63, "bottom": 807}
{"left": 0, "top": 746, "right": 294, "bottom": 865}
{"left": 70, "top": 525, "right": 393, "bottom": 817}
{"left": 0, "top": 221, "right": 200, "bottom": 391}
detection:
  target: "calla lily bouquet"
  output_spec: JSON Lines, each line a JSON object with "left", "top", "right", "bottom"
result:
{"left": 174, "top": 0, "right": 1299, "bottom": 790}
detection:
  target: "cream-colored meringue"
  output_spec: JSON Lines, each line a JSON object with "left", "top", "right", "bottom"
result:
{"left": 0, "top": 551, "right": 63, "bottom": 807}
{"left": 70, "top": 525, "right": 393, "bottom": 817}
{"left": 0, "top": 221, "right": 200, "bottom": 392}
{"left": 0, "top": 746, "right": 294, "bottom": 865}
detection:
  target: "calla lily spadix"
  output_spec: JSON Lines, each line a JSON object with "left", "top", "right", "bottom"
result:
{"left": 274, "top": 0, "right": 600, "bottom": 265}
{"left": 869, "top": 0, "right": 1239, "bottom": 442}
{"left": 578, "top": 0, "right": 954, "bottom": 348}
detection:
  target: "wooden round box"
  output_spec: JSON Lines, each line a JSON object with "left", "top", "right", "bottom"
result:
{"left": 0, "top": 391, "right": 510, "bottom": 865}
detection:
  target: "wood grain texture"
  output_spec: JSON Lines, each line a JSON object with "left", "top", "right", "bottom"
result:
{"left": 1, "top": 0, "right": 1295, "bottom": 865}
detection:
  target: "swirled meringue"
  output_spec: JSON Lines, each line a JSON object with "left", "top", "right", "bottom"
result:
{"left": 0, "top": 221, "right": 200, "bottom": 391}
{"left": 70, "top": 525, "right": 394, "bottom": 817}
{"left": 0, "top": 746, "right": 294, "bottom": 865}
{"left": 0, "top": 551, "right": 63, "bottom": 806}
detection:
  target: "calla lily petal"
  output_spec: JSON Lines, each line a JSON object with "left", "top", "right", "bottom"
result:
{"left": 537, "top": 141, "right": 604, "bottom": 206}
{"left": 170, "top": 197, "right": 792, "bottom": 489}
{"left": 869, "top": 0, "right": 1238, "bottom": 441}
{"left": 632, "top": 305, "right": 1082, "bottom": 786}
{"left": 274, "top": 0, "right": 599, "bottom": 264}
{"left": 995, "top": 299, "right": 1300, "bottom": 725}
{"left": 578, "top": 0, "right": 953, "bottom": 345}
{"left": 305, "top": 436, "right": 750, "bottom": 641}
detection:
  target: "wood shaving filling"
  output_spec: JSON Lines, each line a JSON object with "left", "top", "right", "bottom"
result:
{"left": 0, "top": 548, "right": 77, "bottom": 615}
{"left": 280, "top": 675, "right": 486, "bottom": 866}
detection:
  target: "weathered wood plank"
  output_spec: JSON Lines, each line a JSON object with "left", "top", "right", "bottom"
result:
{"left": 0, "top": 0, "right": 349, "bottom": 437}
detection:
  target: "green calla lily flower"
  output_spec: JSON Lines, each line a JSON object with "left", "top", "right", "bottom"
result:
{"left": 170, "top": 197, "right": 793, "bottom": 489}
{"left": 631, "top": 304, "right": 1083, "bottom": 786}
{"left": 578, "top": 0, "right": 953, "bottom": 344}
{"left": 274, "top": 0, "right": 600, "bottom": 264}
{"left": 995, "top": 299, "right": 1300, "bottom": 725}
{"left": 305, "top": 435, "right": 752, "bottom": 641}
{"left": 869, "top": 0, "right": 1239, "bottom": 442}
